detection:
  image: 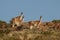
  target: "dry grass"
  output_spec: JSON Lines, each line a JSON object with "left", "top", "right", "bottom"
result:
{"left": 0, "top": 28, "right": 60, "bottom": 40}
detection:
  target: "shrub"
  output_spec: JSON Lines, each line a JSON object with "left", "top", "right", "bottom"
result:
{"left": 52, "top": 19, "right": 60, "bottom": 23}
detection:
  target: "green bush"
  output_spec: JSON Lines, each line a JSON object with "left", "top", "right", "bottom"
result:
{"left": 52, "top": 19, "right": 60, "bottom": 23}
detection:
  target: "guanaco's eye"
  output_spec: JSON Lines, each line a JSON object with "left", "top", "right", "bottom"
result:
{"left": 14, "top": 24, "right": 17, "bottom": 26}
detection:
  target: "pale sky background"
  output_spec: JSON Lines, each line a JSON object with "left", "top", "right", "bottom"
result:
{"left": 0, "top": 0, "right": 60, "bottom": 23}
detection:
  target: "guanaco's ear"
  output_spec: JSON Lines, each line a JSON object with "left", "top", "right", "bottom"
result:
{"left": 40, "top": 16, "right": 42, "bottom": 19}
{"left": 20, "top": 12, "right": 23, "bottom": 15}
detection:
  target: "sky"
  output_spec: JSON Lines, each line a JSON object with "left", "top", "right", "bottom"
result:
{"left": 0, "top": 0, "right": 60, "bottom": 23}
